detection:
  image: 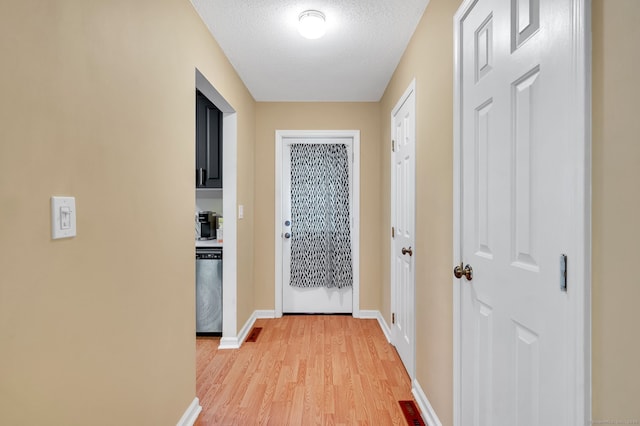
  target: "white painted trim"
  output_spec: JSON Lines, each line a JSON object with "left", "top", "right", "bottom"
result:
{"left": 452, "top": 3, "right": 466, "bottom": 423}
{"left": 176, "top": 397, "right": 202, "bottom": 426}
{"left": 451, "top": 2, "right": 591, "bottom": 425}
{"left": 221, "top": 112, "right": 238, "bottom": 341}
{"left": 389, "top": 79, "right": 417, "bottom": 380}
{"left": 235, "top": 309, "right": 256, "bottom": 347}
{"left": 274, "top": 130, "right": 361, "bottom": 317}
{"left": 359, "top": 310, "right": 392, "bottom": 343}
{"left": 195, "top": 69, "right": 238, "bottom": 347}
{"left": 358, "top": 309, "right": 377, "bottom": 318}
{"left": 218, "top": 337, "right": 240, "bottom": 350}
{"left": 412, "top": 379, "right": 442, "bottom": 426}
{"left": 570, "top": 1, "right": 592, "bottom": 423}
{"left": 254, "top": 310, "right": 277, "bottom": 319}
{"left": 218, "top": 310, "right": 255, "bottom": 350}
{"left": 217, "top": 310, "right": 277, "bottom": 350}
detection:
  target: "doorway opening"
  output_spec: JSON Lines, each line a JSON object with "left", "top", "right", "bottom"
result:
{"left": 274, "top": 130, "right": 361, "bottom": 317}
{"left": 195, "top": 69, "right": 238, "bottom": 346}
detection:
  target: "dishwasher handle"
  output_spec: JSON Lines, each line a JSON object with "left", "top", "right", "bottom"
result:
{"left": 196, "top": 249, "right": 222, "bottom": 260}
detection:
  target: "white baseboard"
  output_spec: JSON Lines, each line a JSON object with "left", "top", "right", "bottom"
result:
{"left": 217, "top": 336, "right": 240, "bottom": 349}
{"left": 412, "top": 379, "right": 442, "bottom": 426}
{"left": 359, "top": 310, "right": 392, "bottom": 343}
{"left": 217, "top": 310, "right": 276, "bottom": 350}
{"left": 218, "top": 314, "right": 254, "bottom": 349}
{"left": 176, "top": 397, "right": 202, "bottom": 426}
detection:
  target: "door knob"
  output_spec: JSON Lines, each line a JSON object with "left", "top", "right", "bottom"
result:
{"left": 401, "top": 247, "right": 413, "bottom": 256}
{"left": 453, "top": 263, "right": 473, "bottom": 280}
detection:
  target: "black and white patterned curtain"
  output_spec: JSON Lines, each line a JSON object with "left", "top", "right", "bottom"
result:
{"left": 290, "top": 143, "right": 353, "bottom": 289}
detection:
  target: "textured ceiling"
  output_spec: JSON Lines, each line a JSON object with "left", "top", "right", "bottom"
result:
{"left": 190, "top": 0, "right": 430, "bottom": 102}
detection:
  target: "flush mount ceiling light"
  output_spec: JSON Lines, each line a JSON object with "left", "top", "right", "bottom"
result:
{"left": 298, "top": 10, "right": 326, "bottom": 39}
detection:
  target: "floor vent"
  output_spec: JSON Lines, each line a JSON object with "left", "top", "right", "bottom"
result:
{"left": 398, "top": 400, "right": 426, "bottom": 426}
{"left": 245, "top": 327, "right": 262, "bottom": 343}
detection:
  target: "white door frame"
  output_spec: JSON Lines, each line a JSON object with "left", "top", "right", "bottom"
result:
{"left": 196, "top": 69, "right": 238, "bottom": 347}
{"left": 390, "top": 79, "right": 417, "bottom": 379}
{"left": 274, "top": 130, "right": 361, "bottom": 317}
{"left": 452, "top": 1, "right": 592, "bottom": 425}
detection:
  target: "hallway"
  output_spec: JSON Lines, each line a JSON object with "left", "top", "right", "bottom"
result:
{"left": 195, "top": 316, "right": 416, "bottom": 425}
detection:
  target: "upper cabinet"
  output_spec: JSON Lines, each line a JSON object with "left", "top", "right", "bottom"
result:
{"left": 196, "top": 90, "right": 223, "bottom": 189}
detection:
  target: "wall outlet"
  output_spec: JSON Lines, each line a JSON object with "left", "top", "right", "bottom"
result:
{"left": 51, "top": 196, "right": 76, "bottom": 239}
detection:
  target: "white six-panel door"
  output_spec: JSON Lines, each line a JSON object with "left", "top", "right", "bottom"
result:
{"left": 455, "top": 0, "right": 588, "bottom": 424}
{"left": 391, "top": 82, "right": 416, "bottom": 378}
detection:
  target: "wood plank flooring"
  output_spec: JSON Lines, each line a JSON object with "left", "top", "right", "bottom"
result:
{"left": 194, "top": 315, "right": 417, "bottom": 425}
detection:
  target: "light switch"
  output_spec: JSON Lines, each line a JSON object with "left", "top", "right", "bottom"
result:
{"left": 60, "top": 206, "right": 71, "bottom": 229}
{"left": 51, "top": 196, "right": 76, "bottom": 239}
{"left": 238, "top": 204, "right": 244, "bottom": 219}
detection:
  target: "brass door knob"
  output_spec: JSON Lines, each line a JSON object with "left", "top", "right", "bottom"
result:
{"left": 453, "top": 263, "right": 473, "bottom": 280}
{"left": 401, "top": 247, "right": 413, "bottom": 256}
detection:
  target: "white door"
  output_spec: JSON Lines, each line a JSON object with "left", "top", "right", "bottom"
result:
{"left": 455, "top": 0, "right": 586, "bottom": 424}
{"left": 282, "top": 138, "right": 354, "bottom": 313}
{"left": 391, "top": 82, "right": 416, "bottom": 378}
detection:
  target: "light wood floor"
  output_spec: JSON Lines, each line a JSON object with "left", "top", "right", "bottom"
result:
{"left": 194, "top": 315, "right": 417, "bottom": 425}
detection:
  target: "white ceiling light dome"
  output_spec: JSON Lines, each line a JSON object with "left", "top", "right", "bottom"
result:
{"left": 298, "top": 10, "right": 326, "bottom": 39}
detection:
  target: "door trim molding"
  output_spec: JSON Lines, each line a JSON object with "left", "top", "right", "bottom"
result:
{"left": 274, "top": 130, "right": 361, "bottom": 317}
{"left": 390, "top": 79, "right": 417, "bottom": 379}
{"left": 196, "top": 69, "right": 238, "bottom": 344}
{"left": 452, "top": 1, "right": 591, "bottom": 424}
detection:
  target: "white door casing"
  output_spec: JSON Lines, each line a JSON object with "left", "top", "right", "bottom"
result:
{"left": 453, "top": 0, "right": 590, "bottom": 425}
{"left": 275, "top": 130, "right": 361, "bottom": 317}
{"left": 390, "top": 80, "right": 416, "bottom": 379}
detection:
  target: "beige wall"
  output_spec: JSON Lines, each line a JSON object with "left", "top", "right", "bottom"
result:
{"left": 379, "top": 0, "right": 461, "bottom": 424}
{"left": 0, "top": 1, "right": 255, "bottom": 425}
{"left": 592, "top": 0, "right": 640, "bottom": 421}
{"left": 1, "top": 0, "right": 638, "bottom": 424}
{"left": 253, "top": 103, "right": 382, "bottom": 311}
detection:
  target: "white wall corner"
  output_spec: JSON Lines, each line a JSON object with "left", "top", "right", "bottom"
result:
{"left": 176, "top": 397, "right": 202, "bottom": 426}
{"left": 217, "top": 311, "right": 275, "bottom": 350}
{"left": 412, "top": 379, "right": 443, "bottom": 426}
{"left": 359, "top": 310, "right": 392, "bottom": 343}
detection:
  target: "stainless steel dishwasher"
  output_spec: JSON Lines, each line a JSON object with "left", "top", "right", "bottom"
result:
{"left": 195, "top": 247, "right": 222, "bottom": 335}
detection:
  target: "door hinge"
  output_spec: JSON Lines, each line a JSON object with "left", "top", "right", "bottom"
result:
{"left": 392, "top": 226, "right": 395, "bottom": 238}
{"left": 560, "top": 254, "right": 567, "bottom": 292}
{"left": 392, "top": 313, "right": 395, "bottom": 324}
{"left": 392, "top": 139, "right": 395, "bottom": 152}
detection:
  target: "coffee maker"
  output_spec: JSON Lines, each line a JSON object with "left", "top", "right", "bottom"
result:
{"left": 196, "top": 211, "right": 218, "bottom": 240}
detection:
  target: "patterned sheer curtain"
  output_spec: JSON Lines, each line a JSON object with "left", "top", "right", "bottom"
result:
{"left": 290, "top": 143, "right": 353, "bottom": 289}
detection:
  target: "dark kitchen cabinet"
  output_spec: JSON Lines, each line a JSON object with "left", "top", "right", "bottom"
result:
{"left": 196, "top": 90, "right": 223, "bottom": 188}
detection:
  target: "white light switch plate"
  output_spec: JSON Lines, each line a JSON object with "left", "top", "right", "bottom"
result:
{"left": 51, "top": 196, "right": 76, "bottom": 239}
{"left": 238, "top": 204, "right": 244, "bottom": 219}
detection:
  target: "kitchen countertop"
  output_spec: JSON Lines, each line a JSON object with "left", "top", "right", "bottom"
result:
{"left": 195, "top": 239, "right": 223, "bottom": 248}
